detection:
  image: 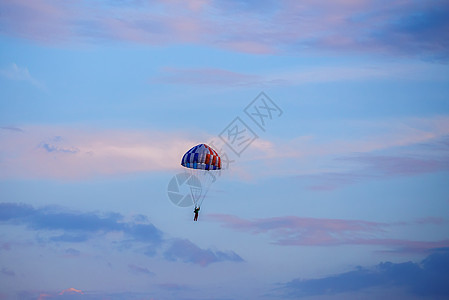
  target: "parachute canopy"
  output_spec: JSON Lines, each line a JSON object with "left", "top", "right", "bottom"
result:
{"left": 181, "top": 144, "right": 222, "bottom": 170}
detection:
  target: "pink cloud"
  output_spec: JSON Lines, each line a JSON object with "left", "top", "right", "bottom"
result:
{"left": 1, "top": 0, "right": 447, "bottom": 58}
{"left": 236, "top": 116, "right": 449, "bottom": 184}
{"left": 59, "top": 288, "right": 83, "bottom": 296}
{"left": 0, "top": 0, "right": 72, "bottom": 44}
{"left": 0, "top": 126, "right": 204, "bottom": 179}
{"left": 207, "top": 214, "right": 449, "bottom": 252}
{"left": 208, "top": 213, "right": 386, "bottom": 236}
{"left": 35, "top": 288, "right": 84, "bottom": 300}
{"left": 305, "top": 144, "right": 449, "bottom": 191}
{"left": 37, "top": 294, "right": 52, "bottom": 300}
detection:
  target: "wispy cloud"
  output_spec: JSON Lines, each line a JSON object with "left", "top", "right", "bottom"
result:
{"left": 207, "top": 214, "right": 449, "bottom": 253}
{"left": 39, "top": 136, "right": 80, "bottom": 154}
{"left": 0, "top": 0, "right": 447, "bottom": 59}
{"left": 278, "top": 248, "right": 449, "bottom": 298}
{"left": 128, "top": 264, "right": 155, "bottom": 277}
{"left": 64, "top": 248, "right": 80, "bottom": 257}
{"left": 149, "top": 62, "right": 448, "bottom": 88}
{"left": 150, "top": 67, "right": 284, "bottom": 87}
{"left": 0, "top": 63, "right": 45, "bottom": 89}
{"left": 0, "top": 126, "right": 24, "bottom": 133}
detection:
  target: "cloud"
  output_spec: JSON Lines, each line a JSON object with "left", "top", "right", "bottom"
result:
{"left": 33, "top": 288, "right": 85, "bottom": 300}
{"left": 303, "top": 134, "right": 449, "bottom": 191}
{"left": 163, "top": 238, "right": 244, "bottom": 267}
{"left": 128, "top": 264, "right": 155, "bottom": 277}
{"left": 0, "top": 63, "right": 45, "bottom": 89}
{"left": 50, "top": 234, "right": 90, "bottom": 243}
{"left": 27, "top": 290, "right": 158, "bottom": 300}
{"left": 0, "top": 126, "right": 24, "bottom": 133}
{"left": 207, "top": 214, "right": 449, "bottom": 253}
{"left": 64, "top": 248, "right": 81, "bottom": 257}
{"left": 359, "top": 2, "right": 449, "bottom": 61}
{"left": 37, "top": 293, "right": 52, "bottom": 300}
{"left": 149, "top": 62, "right": 445, "bottom": 88}
{"left": 274, "top": 0, "right": 449, "bottom": 61}
{"left": 1, "top": 267, "right": 15, "bottom": 277}
{"left": 0, "top": 126, "right": 201, "bottom": 179}
{"left": 150, "top": 67, "right": 284, "bottom": 87}
{"left": 343, "top": 154, "right": 449, "bottom": 176}
{"left": 0, "top": 0, "right": 71, "bottom": 44}
{"left": 234, "top": 116, "right": 449, "bottom": 185}
{"left": 0, "top": 203, "right": 244, "bottom": 267}
{"left": 2, "top": 116, "right": 448, "bottom": 181}
{"left": 0, "top": 242, "right": 11, "bottom": 251}
{"left": 278, "top": 248, "right": 449, "bottom": 298}
{"left": 39, "top": 136, "right": 80, "bottom": 154}
{"left": 157, "top": 283, "right": 192, "bottom": 292}
{"left": 59, "top": 288, "right": 84, "bottom": 296}
{"left": 0, "top": 202, "right": 163, "bottom": 247}
{"left": 0, "top": 0, "right": 447, "bottom": 59}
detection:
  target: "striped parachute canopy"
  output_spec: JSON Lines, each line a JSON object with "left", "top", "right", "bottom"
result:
{"left": 180, "top": 144, "right": 221, "bottom": 208}
{"left": 181, "top": 144, "right": 222, "bottom": 170}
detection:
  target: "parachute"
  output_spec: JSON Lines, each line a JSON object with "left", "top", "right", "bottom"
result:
{"left": 180, "top": 143, "right": 222, "bottom": 208}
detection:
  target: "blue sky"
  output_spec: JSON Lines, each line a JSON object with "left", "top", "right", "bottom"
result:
{"left": 1, "top": 0, "right": 449, "bottom": 299}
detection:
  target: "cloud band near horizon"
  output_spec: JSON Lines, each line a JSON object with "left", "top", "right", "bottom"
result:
{"left": 1, "top": 116, "right": 449, "bottom": 180}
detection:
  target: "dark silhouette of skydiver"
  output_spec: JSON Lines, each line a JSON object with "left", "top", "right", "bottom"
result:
{"left": 194, "top": 206, "right": 200, "bottom": 221}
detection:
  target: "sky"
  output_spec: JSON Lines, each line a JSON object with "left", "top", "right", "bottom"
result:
{"left": 0, "top": 0, "right": 449, "bottom": 299}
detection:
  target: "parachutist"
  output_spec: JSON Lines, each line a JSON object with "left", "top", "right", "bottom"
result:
{"left": 181, "top": 144, "right": 222, "bottom": 212}
{"left": 194, "top": 206, "right": 200, "bottom": 221}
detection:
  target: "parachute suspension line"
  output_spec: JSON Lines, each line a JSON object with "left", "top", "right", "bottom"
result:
{"left": 186, "top": 168, "right": 201, "bottom": 208}
{"left": 197, "top": 170, "right": 215, "bottom": 208}
{"left": 187, "top": 169, "right": 212, "bottom": 208}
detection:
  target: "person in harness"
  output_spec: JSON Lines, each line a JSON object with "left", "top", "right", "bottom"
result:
{"left": 194, "top": 206, "right": 200, "bottom": 221}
